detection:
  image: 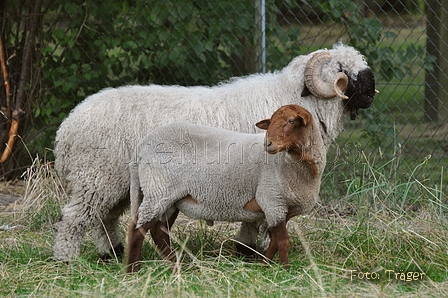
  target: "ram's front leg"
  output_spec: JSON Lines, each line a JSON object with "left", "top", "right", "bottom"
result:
{"left": 263, "top": 220, "right": 290, "bottom": 269}
{"left": 235, "top": 222, "right": 259, "bottom": 257}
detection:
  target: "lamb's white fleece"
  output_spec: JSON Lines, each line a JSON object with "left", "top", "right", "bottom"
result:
{"left": 131, "top": 121, "right": 325, "bottom": 230}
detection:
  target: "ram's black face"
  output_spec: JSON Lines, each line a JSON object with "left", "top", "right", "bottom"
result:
{"left": 344, "top": 68, "right": 376, "bottom": 120}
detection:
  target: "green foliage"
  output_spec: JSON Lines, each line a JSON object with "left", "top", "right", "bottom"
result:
{"left": 359, "top": 110, "right": 403, "bottom": 155}
{"left": 32, "top": 0, "right": 301, "bottom": 159}
{"left": 320, "top": 0, "right": 435, "bottom": 81}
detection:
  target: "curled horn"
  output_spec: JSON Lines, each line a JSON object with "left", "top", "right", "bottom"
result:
{"left": 304, "top": 51, "right": 349, "bottom": 100}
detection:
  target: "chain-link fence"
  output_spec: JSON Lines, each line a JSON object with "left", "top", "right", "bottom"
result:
{"left": 1, "top": 1, "right": 447, "bottom": 187}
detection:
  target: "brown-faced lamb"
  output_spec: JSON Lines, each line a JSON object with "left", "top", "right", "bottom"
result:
{"left": 126, "top": 104, "right": 324, "bottom": 272}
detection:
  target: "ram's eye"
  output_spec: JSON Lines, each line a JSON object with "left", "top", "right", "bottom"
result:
{"left": 288, "top": 119, "right": 294, "bottom": 124}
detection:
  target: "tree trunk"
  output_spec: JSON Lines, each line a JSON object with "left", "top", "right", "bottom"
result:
{"left": 437, "top": 0, "right": 448, "bottom": 123}
{"left": 424, "top": 0, "right": 442, "bottom": 122}
{"left": 0, "top": 0, "right": 43, "bottom": 180}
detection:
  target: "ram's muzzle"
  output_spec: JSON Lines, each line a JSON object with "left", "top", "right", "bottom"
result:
{"left": 344, "top": 68, "right": 376, "bottom": 120}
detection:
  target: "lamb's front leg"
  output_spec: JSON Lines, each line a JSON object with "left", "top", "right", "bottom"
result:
{"left": 263, "top": 220, "right": 290, "bottom": 269}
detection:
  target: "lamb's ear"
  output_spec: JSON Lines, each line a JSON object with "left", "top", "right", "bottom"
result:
{"left": 298, "top": 111, "right": 312, "bottom": 126}
{"left": 255, "top": 119, "right": 271, "bottom": 130}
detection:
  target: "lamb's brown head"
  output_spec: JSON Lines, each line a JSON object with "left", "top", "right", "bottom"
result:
{"left": 256, "top": 104, "right": 314, "bottom": 161}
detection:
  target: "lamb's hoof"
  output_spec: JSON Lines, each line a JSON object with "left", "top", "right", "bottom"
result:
{"left": 259, "top": 259, "right": 290, "bottom": 270}
{"left": 235, "top": 243, "right": 257, "bottom": 258}
{"left": 100, "top": 243, "right": 125, "bottom": 260}
{"left": 126, "top": 263, "right": 140, "bottom": 273}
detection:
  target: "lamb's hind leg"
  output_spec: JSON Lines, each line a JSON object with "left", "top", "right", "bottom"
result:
{"left": 126, "top": 220, "right": 155, "bottom": 273}
{"left": 263, "top": 220, "right": 290, "bottom": 269}
{"left": 149, "top": 207, "right": 179, "bottom": 261}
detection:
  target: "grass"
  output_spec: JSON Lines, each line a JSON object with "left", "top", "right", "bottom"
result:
{"left": 0, "top": 154, "right": 447, "bottom": 297}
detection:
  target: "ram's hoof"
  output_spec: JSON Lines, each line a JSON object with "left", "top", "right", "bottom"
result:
{"left": 235, "top": 243, "right": 257, "bottom": 258}
{"left": 100, "top": 243, "right": 125, "bottom": 260}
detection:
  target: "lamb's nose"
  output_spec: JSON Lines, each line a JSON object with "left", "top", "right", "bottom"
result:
{"left": 266, "top": 141, "right": 272, "bottom": 148}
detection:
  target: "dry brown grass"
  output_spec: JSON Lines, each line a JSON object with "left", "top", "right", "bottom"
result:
{"left": 19, "top": 158, "right": 67, "bottom": 213}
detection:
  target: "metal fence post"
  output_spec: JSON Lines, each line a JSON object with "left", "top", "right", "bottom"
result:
{"left": 254, "top": 0, "right": 266, "bottom": 73}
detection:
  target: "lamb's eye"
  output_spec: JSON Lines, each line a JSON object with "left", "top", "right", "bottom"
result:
{"left": 288, "top": 119, "right": 294, "bottom": 124}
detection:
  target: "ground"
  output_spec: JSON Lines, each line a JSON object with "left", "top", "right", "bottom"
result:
{"left": 0, "top": 180, "right": 25, "bottom": 215}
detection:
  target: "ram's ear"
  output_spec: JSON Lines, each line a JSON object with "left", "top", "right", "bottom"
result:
{"left": 255, "top": 119, "right": 271, "bottom": 130}
{"left": 301, "top": 85, "right": 312, "bottom": 97}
